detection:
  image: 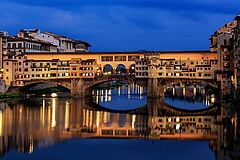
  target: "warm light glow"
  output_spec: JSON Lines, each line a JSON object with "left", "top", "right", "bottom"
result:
{"left": 183, "top": 87, "right": 186, "bottom": 96}
{"left": 193, "top": 87, "right": 197, "bottom": 96}
{"left": 29, "top": 137, "right": 34, "bottom": 154}
{"left": 51, "top": 98, "right": 56, "bottom": 129}
{"left": 168, "top": 118, "right": 171, "bottom": 122}
{"left": 211, "top": 97, "right": 215, "bottom": 103}
{"left": 42, "top": 99, "right": 45, "bottom": 126}
{"left": 51, "top": 93, "right": 57, "bottom": 97}
{"left": 64, "top": 101, "right": 70, "bottom": 129}
{"left": 96, "top": 111, "right": 100, "bottom": 127}
{"left": 176, "top": 124, "right": 181, "bottom": 130}
{"left": 90, "top": 110, "right": 93, "bottom": 128}
{"left": 176, "top": 117, "right": 180, "bottom": 123}
{"left": 132, "top": 115, "right": 136, "bottom": 129}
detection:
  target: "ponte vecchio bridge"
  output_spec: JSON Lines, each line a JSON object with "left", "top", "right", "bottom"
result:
{"left": 4, "top": 50, "right": 221, "bottom": 101}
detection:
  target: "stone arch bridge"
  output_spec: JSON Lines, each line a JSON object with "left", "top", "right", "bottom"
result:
{"left": 19, "top": 76, "right": 219, "bottom": 97}
{"left": 147, "top": 77, "right": 219, "bottom": 103}
{"left": 21, "top": 75, "right": 143, "bottom": 96}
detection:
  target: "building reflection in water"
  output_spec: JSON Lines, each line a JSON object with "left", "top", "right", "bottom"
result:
{"left": 0, "top": 98, "right": 238, "bottom": 160}
{"left": 94, "top": 83, "right": 215, "bottom": 109}
{"left": 93, "top": 83, "right": 146, "bottom": 104}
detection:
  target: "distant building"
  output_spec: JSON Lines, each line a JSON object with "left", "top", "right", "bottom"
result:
{"left": 7, "top": 36, "right": 58, "bottom": 54}
{"left": 233, "top": 15, "right": 240, "bottom": 98}
{"left": 0, "top": 31, "right": 8, "bottom": 79}
{"left": 210, "top": 20, "right": 237, "bottom": 97}
{"left": 17, "top": 29, "right": 91, "bottom": 52}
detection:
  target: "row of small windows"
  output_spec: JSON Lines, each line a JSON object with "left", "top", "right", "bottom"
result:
{"left": 101, "top": 56, "right": 140, "bottom": 62}
{"left": 72, "top": 67, "right": 93, "bottom": 70}
{"left": 8, "top": 43, "right": 42, "bottom": 50}
{"left": 136, "top": 67, "right": 148, "bottom": 70}
{"left": 5, "top": 62, "right": 25, "bottom": 66}
{"left": 135, "top": 73, "right": 148, "bottom": 76}
{"left": 136, "top": 72, "right": 213, "bottom": 77}
{"left": 71, "top": 73, "right": 94, "bottom": 76}
{"left": 136, "top": 66, "right": 213, "bottom": 71}
{"left": 158, "top": 117, "right": 211, "bottom": 123}
{"left": 196, "top": 67, "right": 211, "bottom": 70}
{"left": 30, "top": 73, "right": 94, "bottom": 78}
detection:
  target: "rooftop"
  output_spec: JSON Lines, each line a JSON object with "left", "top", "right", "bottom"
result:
{"left": 7, "top": 36, "right": 58, "bottom": 46}
{"left": 24, "top": 50, "right": 215, "bottom": 55}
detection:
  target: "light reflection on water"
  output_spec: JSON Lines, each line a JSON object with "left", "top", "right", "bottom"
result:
{"left": 0, "top": 96, "right": 237, "bottom": 160}
{"left": 0, "top": 83, "right": 228, "bottom": 160}
{"left": 93, "top": 83, "right": 215, "bottom": 110}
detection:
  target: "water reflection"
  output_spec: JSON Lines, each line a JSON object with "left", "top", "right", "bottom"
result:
{"left": 93, "top": 83, "right": 147, "bottom": 110}
{"left": 93, "top": 82, "right": 215, "bottom": 110}
{"left": 0, "top": 98, "right": 238, "bottom": 160}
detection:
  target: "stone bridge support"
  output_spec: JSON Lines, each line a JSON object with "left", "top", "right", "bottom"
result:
{"left": 147, "top": 78, "right": 165, "bottom": 116}
{"left": 70, "top": 79, "right": 90, "bottom": 97}
{"left": 147, "top": 78, "right": 164, "bottom": 102}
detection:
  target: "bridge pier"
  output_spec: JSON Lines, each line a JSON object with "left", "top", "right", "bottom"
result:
{"left": 70, "top": 79, "right": 89, "bottom": 97}
{"left": 147, "top": 78, "right": 165, "bottom": 116}
{"left": 147, "top": 78, "right": 164, "bottom": 102}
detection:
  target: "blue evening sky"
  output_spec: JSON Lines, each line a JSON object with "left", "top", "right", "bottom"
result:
{"left": 0, "top": 0, "right": 239, "bottom": 51}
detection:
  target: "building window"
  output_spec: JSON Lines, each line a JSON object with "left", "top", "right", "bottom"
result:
{"left": 128, "top": 56, "right": 140, "bottom": 61}
{"left": 115, "top": 56, "right": 126, "bottom": 61}
{"left": 18, "top": 43, "right": 22, "bottom": 48}
{"left": 101, "top": 56, "right": 113, "bottom": 61}
{"left": 12, "top": 43, "right": 16, "bottom": 48}
{"left": 6, "top": 62, "right": 8, "bottom": 65}
{"left": 223, "top": 39, "right": 227, "bottom": 45}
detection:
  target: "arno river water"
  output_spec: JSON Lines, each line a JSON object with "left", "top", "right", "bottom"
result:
{"left": 0, "top": 82, "right": 239, "bottom": 160}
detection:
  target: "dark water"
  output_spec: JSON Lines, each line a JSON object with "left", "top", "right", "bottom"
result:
{"left": 0, "top": 83, "right": 238, "bottom": 160}
{"left": 3, "top": 139, "right": 214, "bottom": 160}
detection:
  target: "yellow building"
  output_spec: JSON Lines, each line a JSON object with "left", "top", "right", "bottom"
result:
{"left": 3, "top": 51, "right": 220, "bottom": 87}
{"left": 136, "top": 51, "right": 218, "bottom": 79}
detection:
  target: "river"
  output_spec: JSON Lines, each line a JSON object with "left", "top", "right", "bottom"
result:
{"left": 0, "top": 82, "right": 238, "bottom": 160}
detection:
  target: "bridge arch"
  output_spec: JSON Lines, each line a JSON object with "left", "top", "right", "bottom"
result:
{"left": 20, "top": 81, "right": 71, "bottom": 94}
{"left": 115, "top": 64, "right": 127, "bottom": 74}
{"left": 103, "top": 64, "right": 113, "bottom": 75}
